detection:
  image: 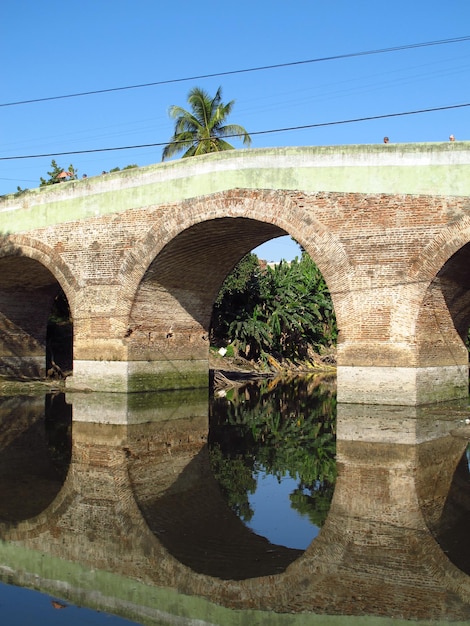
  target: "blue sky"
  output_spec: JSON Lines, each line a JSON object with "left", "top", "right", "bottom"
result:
{"left": 2, "top": 1, "right": 469, "bottom": 260}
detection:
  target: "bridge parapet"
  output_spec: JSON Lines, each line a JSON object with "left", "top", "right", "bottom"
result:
{"left": 2, "top": 143, "right": 470, "bottom": 224}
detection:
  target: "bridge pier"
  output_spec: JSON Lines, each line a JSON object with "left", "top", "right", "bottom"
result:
{"left": 335, "top": 252, "right": 470, "bottom": 405}
{"left": 337, "top": 364, "right": 469, "bottom": 405}
{"left": 68, "top": 359, "right": 209, "bottom": 393}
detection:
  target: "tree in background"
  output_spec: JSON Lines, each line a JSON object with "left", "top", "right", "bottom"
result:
{"left": 162, "top": 86, "right": 251, "bottom": 161}
{"left": 40, "top": 160, "right": 78, "bottom": 186}
{"left": 15, "top": 162, "right": 139, "bottom": 193}
{"left": 211, "top": 253, "right": 262, "bottom": 345}
{"left": 211, "top": 252, "right": 337, "bottom": 363}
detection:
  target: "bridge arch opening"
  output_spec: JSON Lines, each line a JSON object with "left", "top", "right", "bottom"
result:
{"left": 414, "top": 241, "right": 470, "bottom": 397}
{"left": 126, "top": 217, "right": 290, "bottom": 388}
{"left": 126, "top": 215, "right": 338, "bottom": 391}
{"left": 433, "top": 242, "right": 470, "bottom": 348}
{"left": 0, "top": 255, "right": 72, "bottom": 380}
{"left": 126, "top": 216, "right": 338, "bottom": 578}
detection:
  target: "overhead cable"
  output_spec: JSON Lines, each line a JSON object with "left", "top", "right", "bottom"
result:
{"left": 1, "top": 35, "right": 470, "bottom": 108}
{"left": 1, "top": 102, "right": 468, "bottom": 161}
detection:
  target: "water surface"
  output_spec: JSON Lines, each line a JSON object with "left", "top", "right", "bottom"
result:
{"left": 0, "top": 378, "right": 470, "bottom": 624}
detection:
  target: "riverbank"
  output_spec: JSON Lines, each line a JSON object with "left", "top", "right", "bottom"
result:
{"left": 209, "top": 348, "right": 337, "bottom": 390}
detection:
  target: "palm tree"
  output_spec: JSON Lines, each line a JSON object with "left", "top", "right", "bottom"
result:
{"left": 162, "top": 86, "right": 251, "bottom": 161}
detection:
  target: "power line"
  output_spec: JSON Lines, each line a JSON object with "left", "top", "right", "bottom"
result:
{"left": 2, "top": 36, "right": 470, "bottom": 108}
{"left": 1, "top": 102, "right": 468, "bottom": 161}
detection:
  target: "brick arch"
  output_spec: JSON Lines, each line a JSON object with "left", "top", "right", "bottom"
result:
{"left": 399, "top": 217, "right": 470, "bottom": 368}
{"left": 119, "top": 189, "right": 352, "bottom": 333}
{"left": 408, "top": 216, "right": 470, "bottom": 286}
{"left": 0, "top": 234, "right": 79, "bottom": 310}
{"left": 0, "top": 235, "right": 77, "bottom": 378}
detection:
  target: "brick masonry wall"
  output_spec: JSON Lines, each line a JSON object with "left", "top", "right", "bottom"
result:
{"left": 1, "top": 187, "right": 470, "bottom": 383}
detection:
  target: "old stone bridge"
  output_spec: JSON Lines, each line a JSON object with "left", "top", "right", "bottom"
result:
{"left": 1, "top": 142, "right": 470, "bottom": 405}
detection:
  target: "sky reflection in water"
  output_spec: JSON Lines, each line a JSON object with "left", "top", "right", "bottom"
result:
{"left": 0, "top": 582, "right": 138, "bottom": 626}
{"left": 246, "top": 470, "right": 320, "bottom": 549}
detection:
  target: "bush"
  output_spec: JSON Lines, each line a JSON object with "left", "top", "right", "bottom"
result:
{"left": 211, "top": 252, "right": 337, "bottom": 362}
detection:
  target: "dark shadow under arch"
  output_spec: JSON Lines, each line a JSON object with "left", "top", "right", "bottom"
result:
{"left": 0, "top": 393, "right": 71, "bottom": 523}
{"left": 130, "top": 444, "right": 302, "bottom": 580}
{"left": 0, "top": 254, "right": 73, "bottom": 379}
{"left": 126, "top": 217, "right": 288, "bottom": 362}
{"left": 414, "top": 242, "right": 470, "bottom": 370}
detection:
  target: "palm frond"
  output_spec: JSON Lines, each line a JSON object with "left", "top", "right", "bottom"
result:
{"left": 162, "top": 86, "right": 251, "bottom": 161}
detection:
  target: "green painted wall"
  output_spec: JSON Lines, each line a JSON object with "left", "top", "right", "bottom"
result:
{"left": 1, "top": 143, "right": 470, "bottom": 234}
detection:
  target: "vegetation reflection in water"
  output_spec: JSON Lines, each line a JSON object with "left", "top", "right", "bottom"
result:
{"left": 208, "top": 375, "right": 337, "bottom": 550}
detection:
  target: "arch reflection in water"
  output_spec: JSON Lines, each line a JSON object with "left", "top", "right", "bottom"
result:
{"left": 0, "top": 393, "right": 71, "bottom": 522}
{"left": 125, "top": 384, "right": 307, "bottom": 580}
{"left": 431, "top": 419, "right": 470, "bottom": 575}
{"left": 208, "top": 376, "right": 337, "bottom": 550}
{"left": 1, "top": 390, "right": 470, "bottom": 620}
{"left": 324, "top": 401, "right": 470, "bottom": 621}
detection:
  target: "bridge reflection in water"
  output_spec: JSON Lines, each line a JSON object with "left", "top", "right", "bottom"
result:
{"left": 0, "top": 389, "right": 470, "bottom": 625}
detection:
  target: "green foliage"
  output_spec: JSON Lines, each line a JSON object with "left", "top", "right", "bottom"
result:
{"left": 209, "top": 443, "right": 256, "bottom": 521}
{"left": 211, "top": 251, "right": 337, "bottom": 362}
{"left": 38, "top": 161, "right": 137, "bottom": 184}
{"left": 162, "top": 86, "right": 252, "bottom": 161}
{"left": 48, "top": 289, "right": 71, "bottom": 324}
{"left": 212, "top": 253, "right": 263, "bottom": 353}
{"left": 214, "top": 253, "right": 261, "bottom": 306}
{"left": 40, "top": 159, "right": 78, "bottom": 186}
